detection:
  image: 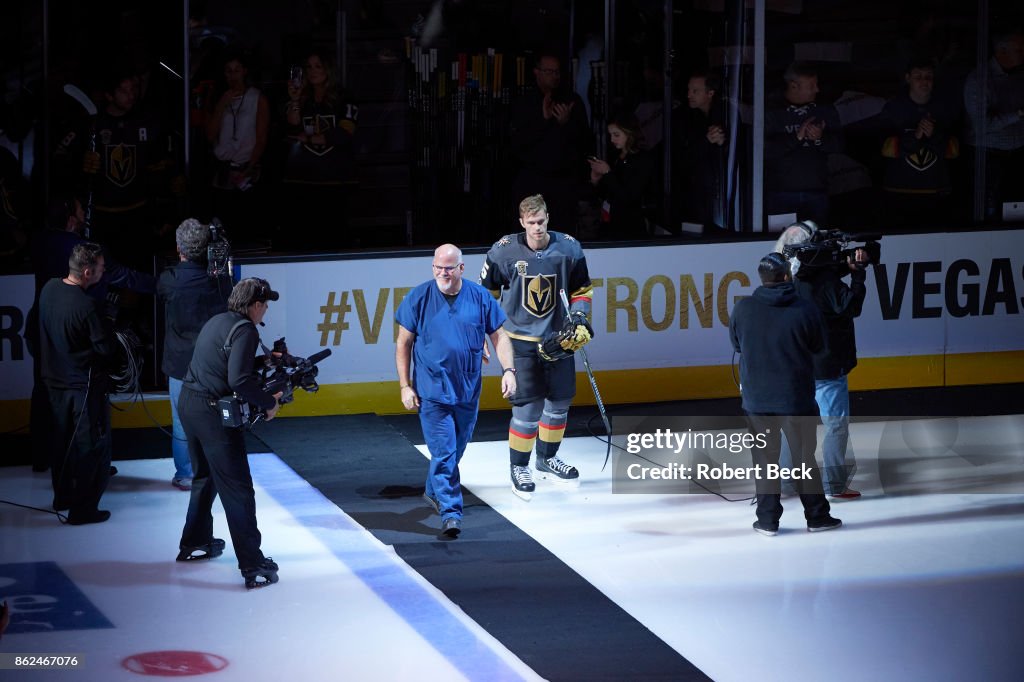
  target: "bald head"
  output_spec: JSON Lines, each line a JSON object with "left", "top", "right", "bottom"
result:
{"left": 432, "top": 243, "right": 465, "bottom": 294}
{"left": 434, "top": 243, "right": 463, "bottom": 262}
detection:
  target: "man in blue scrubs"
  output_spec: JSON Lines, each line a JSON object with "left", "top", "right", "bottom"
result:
{"left": 396, "top": 244, "right": 517, "bottom": 538}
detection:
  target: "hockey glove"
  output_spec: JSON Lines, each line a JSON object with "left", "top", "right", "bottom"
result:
{"left": 537, "top": 312, "right": 593, "bottom": 361}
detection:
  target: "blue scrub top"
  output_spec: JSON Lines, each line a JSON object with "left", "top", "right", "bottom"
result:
{"left": 395, "top": 279, "right": 507, "bottom": 405}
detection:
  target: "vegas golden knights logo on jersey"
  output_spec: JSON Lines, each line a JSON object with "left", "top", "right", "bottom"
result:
{"left": 522, "top": 274, "right": 556, "bottom": 318}
{"left": 301, "top": 114, "right": 337, "bottom": 155}
{"left": 106, "top": 144, "right": 137, "bottom": 188}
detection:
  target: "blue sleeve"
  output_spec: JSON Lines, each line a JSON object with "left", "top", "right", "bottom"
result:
{"left": 395, "top": 285, "right": 421, "bottom": 333}
{"left": 484, "top": 291, "right": 507, "bottom": 334}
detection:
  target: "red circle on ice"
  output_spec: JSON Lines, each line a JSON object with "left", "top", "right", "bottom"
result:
{"left": 121, "top": 651, "right": 229, "bottom": 676}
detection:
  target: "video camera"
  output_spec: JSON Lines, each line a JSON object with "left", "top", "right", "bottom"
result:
{"left": 207, "top": 218, "right": 232, "bottom": 278}
{"left": 782, "top": 228, "right": 882, "bottom": 273}
{"left": 218, "top": 338, "right": 332, "bottom": 427}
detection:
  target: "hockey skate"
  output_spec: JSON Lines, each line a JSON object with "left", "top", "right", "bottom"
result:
{"left": 241, "top": 557, "right": 279, "bottom": 589}
{"left": 536, "top": 456, "right": 580, "bottom": 485}
{"left": 510, "top": 464, "right": 535, "bottom": 501}
{"left": 176, "top": 538, "right": 226, "bottom": 562}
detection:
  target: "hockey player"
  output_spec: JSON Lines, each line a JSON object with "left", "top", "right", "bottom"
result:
{"left": 81, "top": 71, "right": 174, "bottom": 270}
{"left": 480, "top": 194, "right": 594, "bottom": 499}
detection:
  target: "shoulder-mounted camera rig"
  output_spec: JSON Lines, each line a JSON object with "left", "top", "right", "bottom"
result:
{"left": 219, "top": 338, "right": 332, "bottom": 427}
{"left": 782, "top": 228, "right": 882, "bottom": 274}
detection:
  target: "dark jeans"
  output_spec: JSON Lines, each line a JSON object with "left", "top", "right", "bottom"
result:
{"left": 745, "top": 412, "right": 830, "bottom": 527}
{"left": 178, "top": 388, "right": 265, "bottom": 569}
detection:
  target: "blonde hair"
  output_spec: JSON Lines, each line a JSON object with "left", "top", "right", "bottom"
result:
{"left": 518, "top": 194, "right": 548, "bottom": 218}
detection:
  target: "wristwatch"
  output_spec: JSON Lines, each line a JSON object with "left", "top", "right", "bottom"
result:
{"left": 502, "top": 368, "right": 517, "bottom": 374}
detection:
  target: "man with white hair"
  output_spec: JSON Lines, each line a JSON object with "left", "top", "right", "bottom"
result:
{"left": 157, "top": 218, "right": 232, "bottom": 490}
{"left": 775, "top": 221, "right": 869, "bottom": 499}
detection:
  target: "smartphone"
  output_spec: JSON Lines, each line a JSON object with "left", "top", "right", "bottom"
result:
{"left": 289, "top": 66, "right": 303, "bottom": 91}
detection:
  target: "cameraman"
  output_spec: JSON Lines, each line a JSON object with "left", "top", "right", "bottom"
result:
{"left": 775, "top": 222, "right": 868, "bottom": 499}
{"left": 176, "top": 278, "right": 281, "bottom": 589}
{"left": 157, "top": 218, "right": 231, "bottom": 491}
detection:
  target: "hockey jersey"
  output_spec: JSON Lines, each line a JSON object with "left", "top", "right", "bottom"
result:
{"left": 480, "top": 231, "right": 592, "bottom": 342}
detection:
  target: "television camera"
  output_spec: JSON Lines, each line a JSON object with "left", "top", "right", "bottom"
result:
{"left": 218, "top": 338, "right": 332, "bottom": 427}
{"left": 782, "top": 229, "right": 882, "bottom": 273}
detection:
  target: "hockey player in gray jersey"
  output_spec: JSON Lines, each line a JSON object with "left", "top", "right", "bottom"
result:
{"left": 480, "top": 194, "right": 594, "bottom": 499}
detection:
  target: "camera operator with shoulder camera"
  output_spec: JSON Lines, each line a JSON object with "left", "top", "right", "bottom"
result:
{"left": 157, "top": 218, "right": 232, "bottom": 491}
{"left": 775, "top": 221, "right": 873, "bottom": 500}
{"left": 175, "top": 277, "right": 281, "bottom": 589}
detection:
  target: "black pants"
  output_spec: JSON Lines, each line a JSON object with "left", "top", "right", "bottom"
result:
{"left": 509, "top": 339, "right": 577, "bottom": 407}
{"left": 47, "top": 384, "right": 111, "bottom": 515}
{"left": 745, "top": 412, "right": 830, "bottom": 526}
{"left": 178, "top": 388, "right": 265, "bottom": 569}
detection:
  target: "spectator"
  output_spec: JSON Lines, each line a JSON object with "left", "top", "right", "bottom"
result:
{"left": 880, "top": 59, "right": 960, "bottom": 228}
{"left": 84, "top": 69, "right": 173, "bottom": 271}
{"left": 282, "top": 50, "right": 358, "bottom": 249}
{"left": 157, "top": 218, "right": 231, "bottom": 491}
{"left": 588, "top": 113, "right": 657, "bottom": 238}
{"left": 674, "top": 71, "right": 728, "bottom": 231}
{"left": 764, "top": 62, "right": 842, "bottom": 225}
{"left": 509, "top": 52, "right": 592, "bottom": 235}
{"left": 963, "top": 27, "right": 1024, "bottom": 221}
{"left": 207, "top": 50, "right": 270, "bottom": 241}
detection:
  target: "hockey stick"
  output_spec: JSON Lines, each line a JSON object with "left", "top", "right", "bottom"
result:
{"left": 559, "top": 289, "right": 613, "bottom": 471}
{"left": 62, "top": 84, "right": 98, "bottom": 238}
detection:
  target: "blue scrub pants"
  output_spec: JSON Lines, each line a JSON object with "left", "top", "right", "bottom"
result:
{"left": 419, "top": 399, "right": 480, "bottom": 522}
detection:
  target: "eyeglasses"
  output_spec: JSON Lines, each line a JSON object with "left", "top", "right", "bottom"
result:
{"left": 537, "top": 68, "right": 560, "bottom": 76}
{"left": 432, "top": 263, "right": 462, "bottom": 273}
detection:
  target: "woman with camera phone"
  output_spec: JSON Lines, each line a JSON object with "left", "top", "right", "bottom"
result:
{"left": 588, "top": 114, "right": 657, "bottom": 239}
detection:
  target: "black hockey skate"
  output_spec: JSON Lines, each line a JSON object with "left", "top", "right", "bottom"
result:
{"left": 511, "top": 464, "right": 535, "bottom": 500}
{"left": 242, "top": 557, "right": 279, "bottom": 589}
{"left": 536, "top": 456, "right": 579, "bottom": 483}
{"left": 176, "top": 538, "right": 226, "bottom": 562}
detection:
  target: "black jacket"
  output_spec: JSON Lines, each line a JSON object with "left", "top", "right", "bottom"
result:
{"left": 596, "top": 149, "right": 657, "bottom": 238}
{"left": 793, "top": 265, "right": 866, "bottom": 379}
{"left": 729, "top": 282, "right": 827, "bottom": 414}
{"left": 183, "top": 311, "right": 276, "bottom": 412}
{"left": 764, "top": 101, "right": 842, "bottom": 192}
{"left": 157, "top": 261, "right": 231, "bottom": 379}
{"left": 509, "top": 87, "right": 591, "bottom": 177}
